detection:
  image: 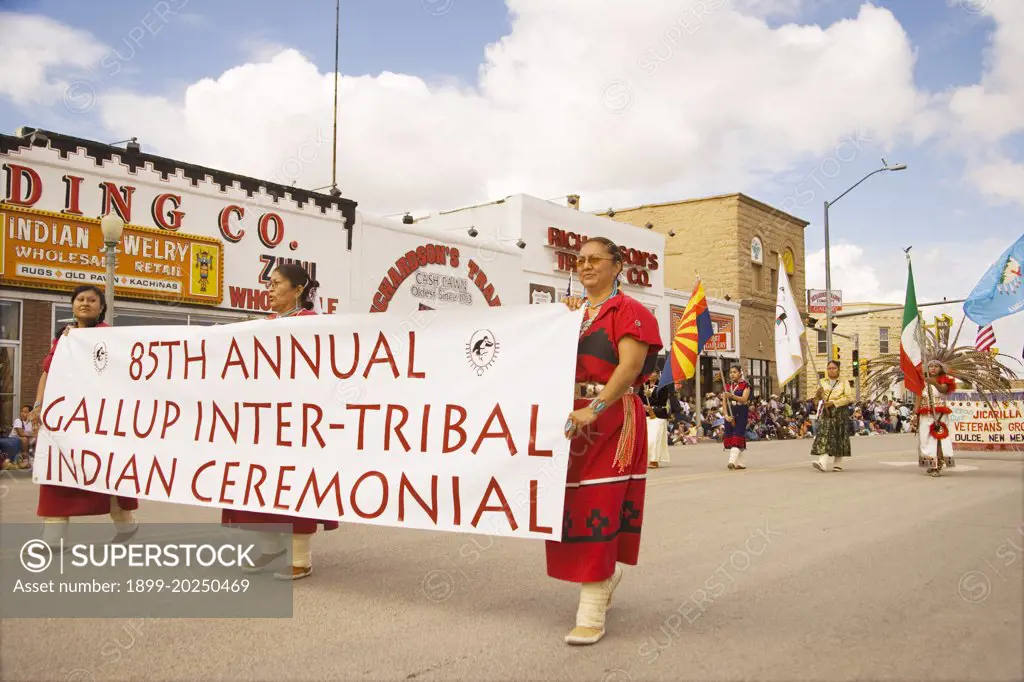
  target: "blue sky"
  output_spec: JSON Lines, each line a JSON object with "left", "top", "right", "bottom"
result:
{"left": 1, "top": 0, "right": 1022, "bottom": 315}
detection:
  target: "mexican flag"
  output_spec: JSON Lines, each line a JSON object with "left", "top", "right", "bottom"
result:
{"left": 900, "top": 260, "right": 925, "bottom": 394}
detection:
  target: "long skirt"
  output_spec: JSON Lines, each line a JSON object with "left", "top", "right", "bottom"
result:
{"left": 38, "top": 484, "right": 138, "bottom": 518}
{"left": 546, "top": 394, "right": 648, "bottom": 583}
{"left": 918, "top": 415, "right": 955, "bottom": 468}
{"left": 810, "top": 405, "right": 851, "bottom": 458}
{"left": 221, "top": 508, "right": 339, "bottom": 536}
{"left": 723, "top": 406, "right": 749, "bottom": 450}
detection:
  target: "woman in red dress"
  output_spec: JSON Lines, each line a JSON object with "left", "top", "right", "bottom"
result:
{"left": 30, "top": 285, "right": 139, "bottom": 544}
{"left": 549, "top": 237, "right": 662, "bottom": 645}
{"left": 222, "top": 263, "right": 338, "bottom": 580}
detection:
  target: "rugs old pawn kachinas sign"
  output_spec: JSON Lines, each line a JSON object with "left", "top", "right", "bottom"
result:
{"left": 0, "top": 204, "right": 223, "bottom": 305}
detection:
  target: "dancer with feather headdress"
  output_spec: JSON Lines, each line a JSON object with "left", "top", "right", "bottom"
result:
{"left": 863, "top": 326, "right": 1016, "bottom": 477}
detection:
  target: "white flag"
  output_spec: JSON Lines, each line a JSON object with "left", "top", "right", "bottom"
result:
{"left": 774, "top": 256, "right": 805, "bottom": 386}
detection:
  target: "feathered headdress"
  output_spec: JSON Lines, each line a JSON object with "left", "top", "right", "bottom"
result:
{"left": 862, "top": 324, "right": 1017, "bottom": 410}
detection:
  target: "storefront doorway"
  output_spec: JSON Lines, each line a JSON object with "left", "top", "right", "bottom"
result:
{"left": 0, "top": 300, "right": 21, "bottom": 431}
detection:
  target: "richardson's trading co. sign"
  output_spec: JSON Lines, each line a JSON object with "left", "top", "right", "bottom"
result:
{"left": 369, "top": 241, "right": 503, "bottom": 312}
{"left": 0, "top": 204, "right": 223, "bottom": 305}
{"left": 545, "top": 227, "right": 659, "bottom": 288}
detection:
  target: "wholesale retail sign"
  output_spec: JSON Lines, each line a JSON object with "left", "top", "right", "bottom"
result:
{"left": 0, "top": 204, "right": 223, "bottom": 305}
{"left": 33, "top": 304, "right": 580, "bottom": 540}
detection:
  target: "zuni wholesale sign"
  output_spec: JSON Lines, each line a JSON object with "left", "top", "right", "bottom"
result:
{"left": 33, "top": 304, "right": 580, "bottom": 540}
{"left": 0, "top": 204, "right": 223, "bottom": 305}
{"left": 949, "top": 392, "right": 1024, "bottom": 452}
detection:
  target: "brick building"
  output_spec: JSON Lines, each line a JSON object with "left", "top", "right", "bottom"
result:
{"left": 805, "top": 304, "right": 964, "bottom": 403}
{"left": 600, "top": 193, "right": 808, "bottom": 399}
{"left": 804, "top": 303, "right": 904, "bottom": 402}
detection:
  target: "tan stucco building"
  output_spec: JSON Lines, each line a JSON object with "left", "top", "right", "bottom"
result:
{"left": 804, "top": 303, "right": 904, "bottom": 402}
{"left": 600, "top": 193, "right": 808, "bottom": 399}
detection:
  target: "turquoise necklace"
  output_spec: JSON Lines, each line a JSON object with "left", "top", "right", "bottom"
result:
{"left": 584, "top": 280, "right": 620, "bottom": 309}
{"left": 580, "top": 281, "right": 620, "bottom": 337}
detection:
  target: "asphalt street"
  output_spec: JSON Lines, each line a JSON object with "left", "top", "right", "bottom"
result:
{"left": 1, "top": 434, "right": 1022, "bottom": 682}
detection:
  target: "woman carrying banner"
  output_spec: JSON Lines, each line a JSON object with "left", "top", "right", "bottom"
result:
{"left": 29, "top": 285, "right": 139, "bottom": 544}
{"left": 913, "top": 360, "right": 958, "bottom": 477}
{"left": 810, "top": 360, "right": 854, "bottom": 472}
{"left": 552, "top": 237, "right": 662, "bottom": 646}
{"left": 722, "top": 365, "right": 751, "bottom": 470}
{"left": 221, "top": 263, "right": 339, "bottom": 581}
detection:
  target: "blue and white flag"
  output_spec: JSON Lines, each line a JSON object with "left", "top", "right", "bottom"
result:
{"left": 964, "top": 233, "right": 1024, "bottom": 327}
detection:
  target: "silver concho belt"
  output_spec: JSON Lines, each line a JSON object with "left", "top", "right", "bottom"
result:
{"left": 574, "top": 382, "right": 635, "bottom": 399}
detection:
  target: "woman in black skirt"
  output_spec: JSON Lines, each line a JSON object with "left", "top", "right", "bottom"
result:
{"left": 810, "top": 360, "right": 854, "bottom": 472}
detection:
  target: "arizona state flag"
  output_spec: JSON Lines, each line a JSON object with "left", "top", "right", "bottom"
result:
{"left": 658, "top": 279, "right": 714, "bottom": 389}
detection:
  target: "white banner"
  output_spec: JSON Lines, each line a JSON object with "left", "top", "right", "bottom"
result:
{"left": 33, "top": 304, "right": 582, "bottom": 540}
{"left": 949, "top": 391, "right": 1024, "bottom": 453}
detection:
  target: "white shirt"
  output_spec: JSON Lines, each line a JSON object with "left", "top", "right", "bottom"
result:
{"left": 9, "top": 418, "right": 33, "bottom": 438}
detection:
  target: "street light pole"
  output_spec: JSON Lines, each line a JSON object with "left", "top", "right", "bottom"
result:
{"left": 822, "top": 160, "right": 907, "bottom": 368}
{"left": 824, "top": 200, "right": 834, "bottom": 360}
{"left": 100, "top": 213, "right": 125, "bottom": 327}
{"left": 854, "top": 332, "right": 860, "bottom": 402}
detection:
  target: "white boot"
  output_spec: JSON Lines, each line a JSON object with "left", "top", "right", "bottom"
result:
{"left": 735, "top": 450, "right": 746, "bottom": 470}
{"left": 244, "top": 532, "right": 287, "bottom": 574}
{"left": 813, "top": 454, "right": 829, "bottom": 472}
{"left": 727, "top": 448, "right": 740, "bottom": 469}
{"left": 275, "top": 534, "right": 314, "bottom": 581}
{"left": 109, "top": 498, "right": 138, "bottom": 543}
{"left": 565, "top": 565, "right": 624, "bottom": 645}
{"left": 41, "top": 517, "right": 69, "bottom": 547}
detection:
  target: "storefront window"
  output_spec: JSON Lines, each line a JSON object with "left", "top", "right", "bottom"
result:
{"left": 783, "top": 373, "right": 800, "bottom": 400}
{"left": 0, "top": 300, "right": 21, "bottom": 430}
{"left": 0, "top": 346, "right": 16, "bottom": 430}
{"left": 52, "top": 305, "right": 241, "bottom": 337}
{"left": 0, "top": 300, "right": 20, "bottom": 341}
{"left": 745, "top": 359, "right": 772, "bottom": 398}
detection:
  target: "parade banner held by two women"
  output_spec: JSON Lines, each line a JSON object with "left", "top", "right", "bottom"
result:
{"left": 32, "top": 304, "right": 582, "bottom": 540}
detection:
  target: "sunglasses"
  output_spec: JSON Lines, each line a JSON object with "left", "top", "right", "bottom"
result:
{"left": 575, "top": 255, "right": 616, "bottom": 269}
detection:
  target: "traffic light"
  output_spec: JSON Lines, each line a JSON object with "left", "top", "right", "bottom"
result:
{"left": 852, "top": 349, "right": 860, "bottom": 377}
{"left": 832, "top": 345, "right": 840, "bottom": 361}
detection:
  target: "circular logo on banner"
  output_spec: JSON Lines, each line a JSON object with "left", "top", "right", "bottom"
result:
{"left": 92, "top": 342, "right": 108, "bottom": 374}
{"left": 466, "top": 329, "right": 499, "bottom": 376}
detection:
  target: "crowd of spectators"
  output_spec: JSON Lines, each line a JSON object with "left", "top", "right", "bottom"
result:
{"left": 640, "top": 374, "right": 914, "bottom": 446}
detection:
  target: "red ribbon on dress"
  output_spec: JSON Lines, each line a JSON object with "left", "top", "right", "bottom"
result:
{"left": 613, "top": 395, "right": 638, "bottom": 473}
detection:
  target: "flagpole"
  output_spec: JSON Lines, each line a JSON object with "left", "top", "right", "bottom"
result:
{"left": 695, "top": 351, "right": 702, "bottom": 417}
{"left": 693, "top": 272, "right": 700, "bottom": 417}
{"left": 802, "top": 334, "right": 821, "bottom": 382}
{"left": 949, "top": 314, "right": 967, "bottom": 349}
{"left": 910, "top": 250, "right": 942, "bottom": 471}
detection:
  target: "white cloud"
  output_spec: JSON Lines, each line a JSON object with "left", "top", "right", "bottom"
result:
{"left": 807, "top": 237, "right": 1019, "bottom": 305}
{"left": 0, "top": 12, "right": 107, "bottom": 107}
{"left": 965, "top": 158, "right": 1024, "bottom": 205}
{"left": 3, "top": 1, "right": 932, "bottom": 216}
{"left": 806, "top": 238, "right": 1024, "bottom": 375}
{"left": 936, "top": 2, "right": 1024, "bottom": 205}
{"left": 805, "top": 243, "right": 905, "bottom": 303}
